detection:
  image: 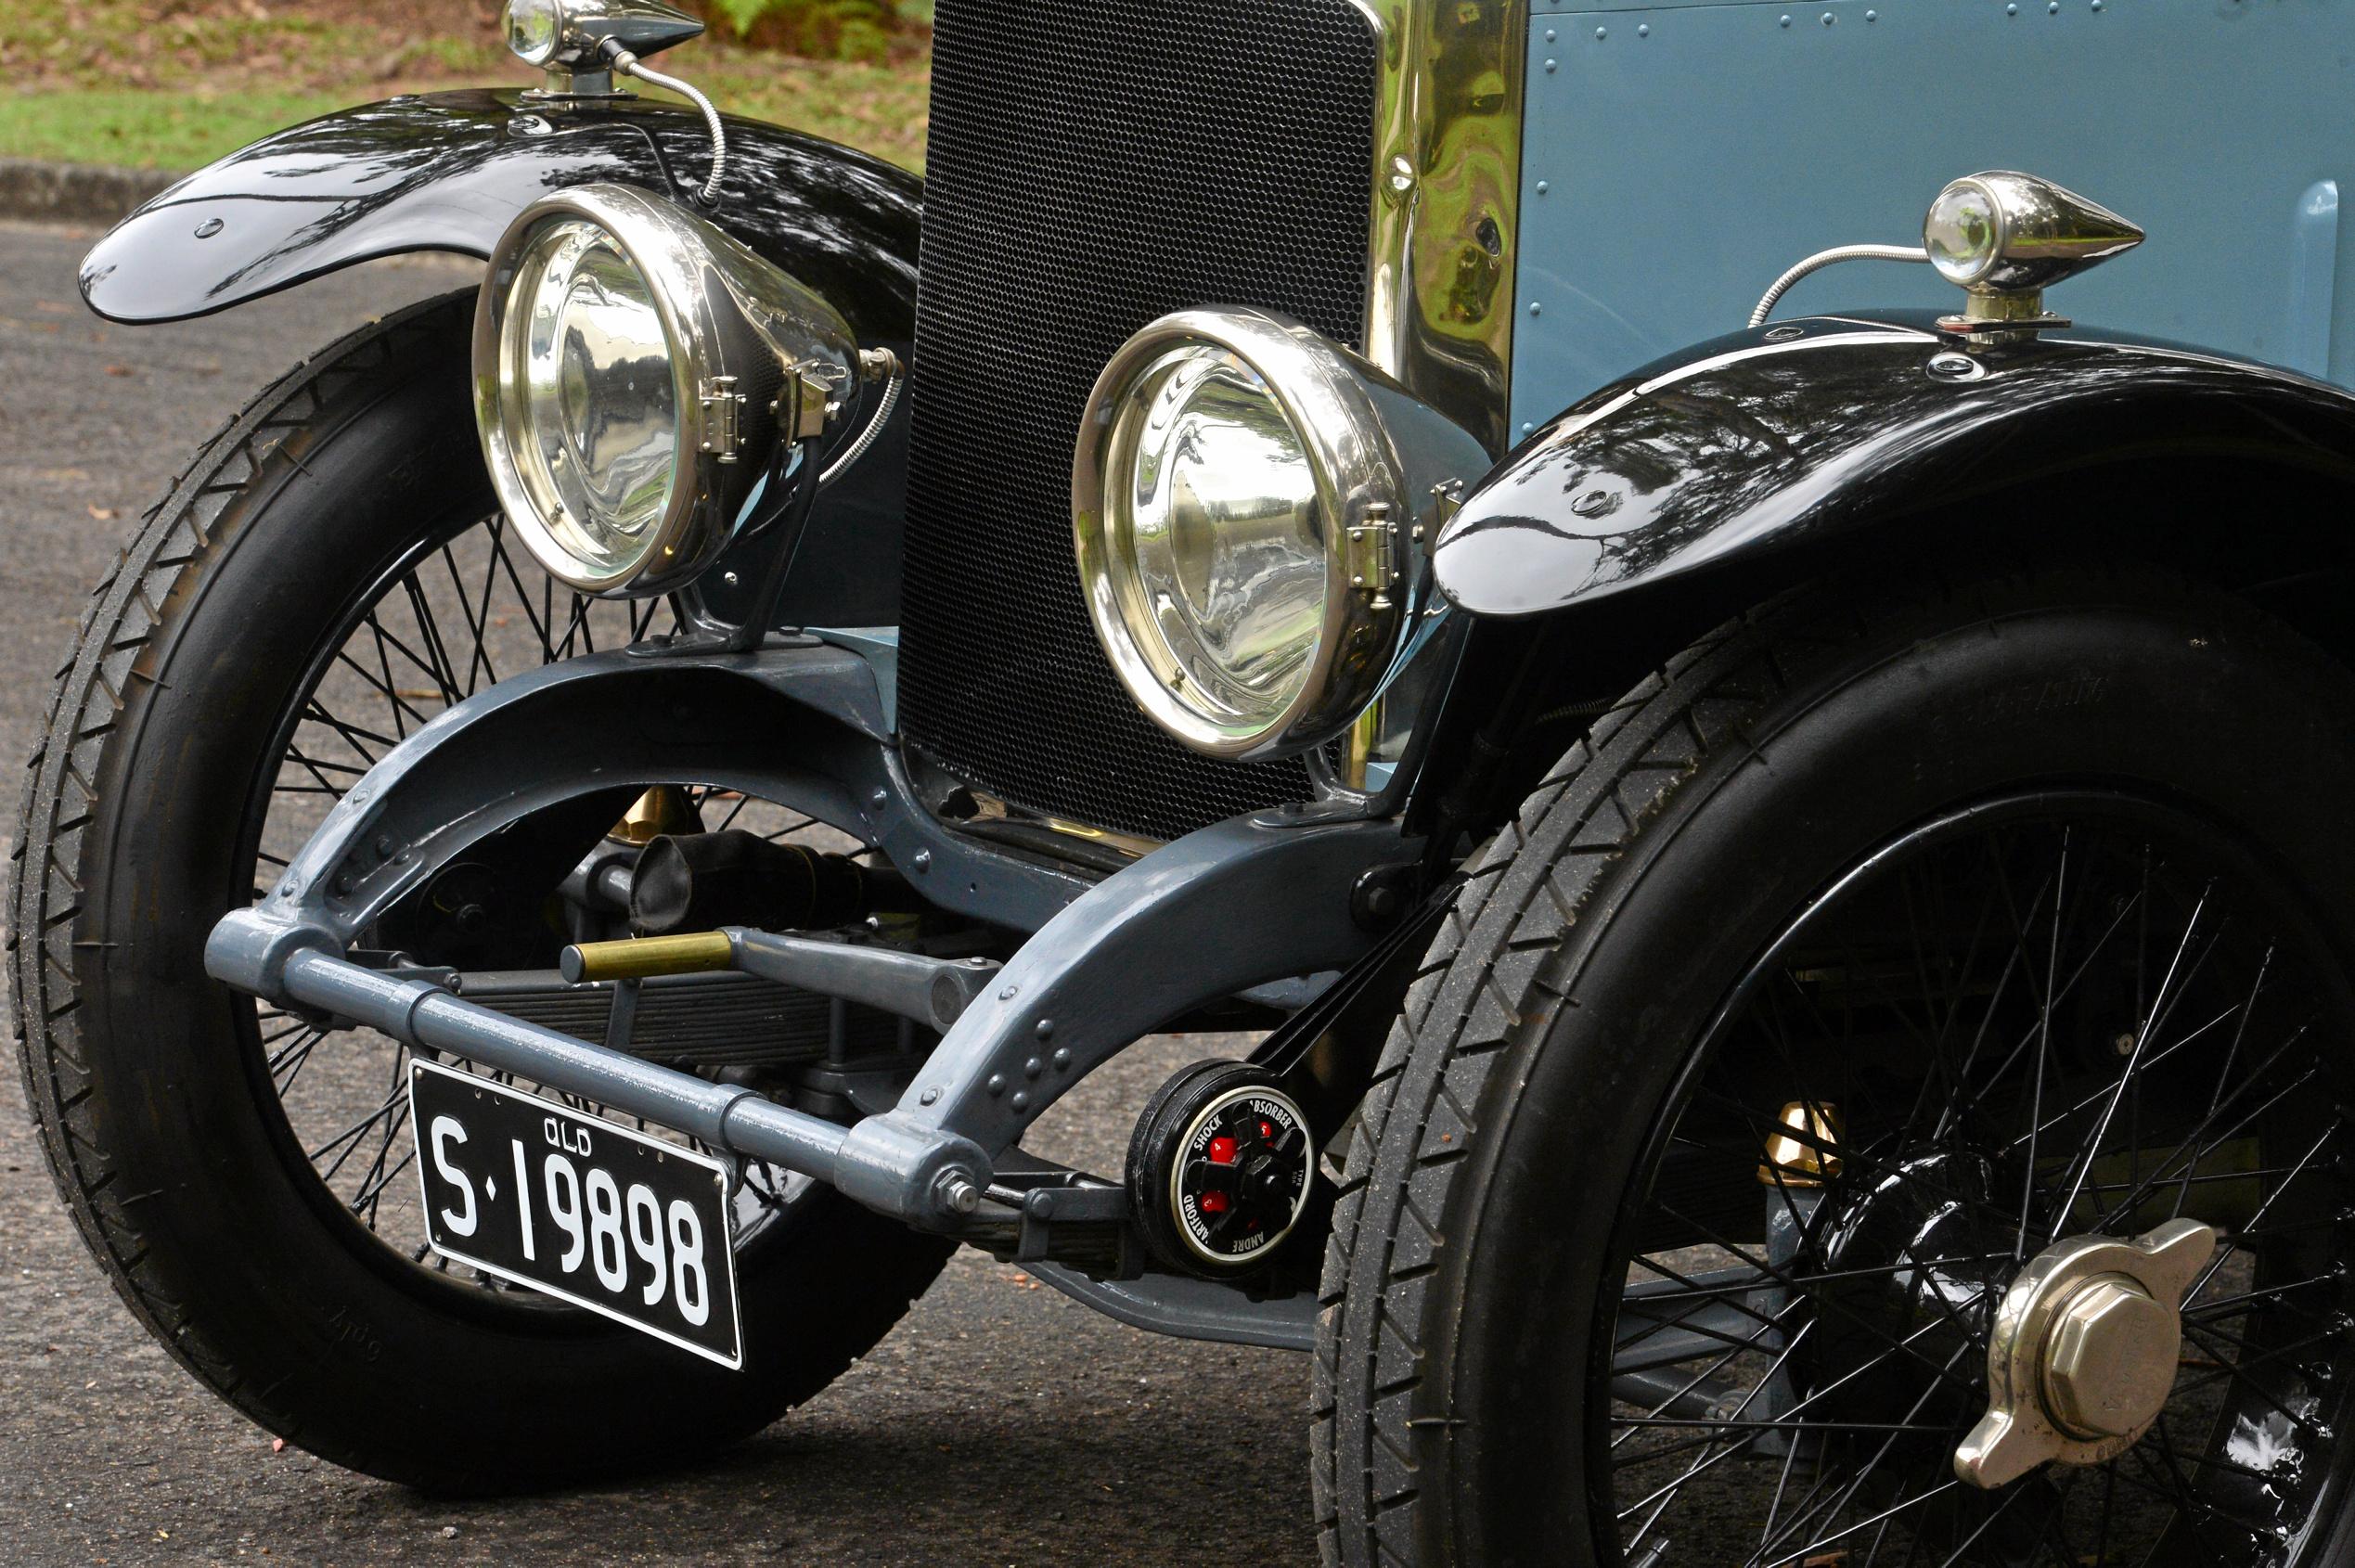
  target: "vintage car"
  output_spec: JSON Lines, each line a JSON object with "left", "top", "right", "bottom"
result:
{"left": 19, "top": 0, "right": 2355, "bottom": 1562}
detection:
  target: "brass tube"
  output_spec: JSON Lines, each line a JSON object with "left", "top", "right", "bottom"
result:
{"left": 561, "top": 931, "right": 734, "bottom": 983}
{"left": 1343, "top": 700, "right": 1383, "bottom": 790}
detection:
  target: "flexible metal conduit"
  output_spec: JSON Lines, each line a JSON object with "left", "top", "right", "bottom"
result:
{"left": 820, "top": 359, "right": 904, "bottom": 488}
{"left": 1749, "top": 244, "right": 1930, "bottom": 328}
{"left": 607, "top": 45, "right": 728, "bottom": 203}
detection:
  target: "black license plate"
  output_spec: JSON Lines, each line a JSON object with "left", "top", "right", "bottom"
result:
{"left": 408, "top": 1058, "right": 743, "bottom": 1368}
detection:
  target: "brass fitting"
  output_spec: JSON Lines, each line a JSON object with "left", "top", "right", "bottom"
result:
{"left": 561, "top": 930, "right": 733, "bottom": 983}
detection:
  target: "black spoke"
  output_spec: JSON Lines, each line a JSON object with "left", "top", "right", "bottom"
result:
{"left": 229, "top": 510, "right": 851, "bottom": 1307}
{"left": 2049, "top": 883, "right": 2216, "bottom": 1234}
{"left": 1602, "top": 804, "right": 2354, "bottom": 1564}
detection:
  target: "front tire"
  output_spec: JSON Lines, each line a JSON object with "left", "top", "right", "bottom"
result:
{"left": 1317, "top": 564, "right": 2355, "bottom": 1566}
{"left": 11, "top": 293, "right": 949, "bottom": 1490}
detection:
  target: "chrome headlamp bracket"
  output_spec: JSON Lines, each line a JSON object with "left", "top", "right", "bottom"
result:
{"left": 1073, "top": 307, "right": 1488, "bottom": 763}
{"left": 473, "top": 183, "right": 858, "bottom": 598}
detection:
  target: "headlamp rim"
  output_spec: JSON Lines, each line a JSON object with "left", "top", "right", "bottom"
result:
{"left": 473, "top": 184, "right": 726, "bottom": 596}
{"left": 504, "top": 0, "right": 566, "bottom": 67}
{"left": 1925, "top": 175, "right": 2011, "bottom": 289}
{"left": 1073, "top": 306, "right": 1410, "bottom": 762}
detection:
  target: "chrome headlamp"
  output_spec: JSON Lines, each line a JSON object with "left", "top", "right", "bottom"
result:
{"left": 503, "top": 0, "right": 702, "bottom": 77}
{"left": 1923, "top": 172, "right": 2145, "bottom": 300}
{"left": 473, "top": 183, "right": 857, "bottom": 596}
{"left": 1073, "top": 308, "right": 1487, "bottom": 761}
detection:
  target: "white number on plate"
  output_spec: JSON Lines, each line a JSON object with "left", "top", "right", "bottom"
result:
{"left": 669, "top": 1201, "right": 710, "bottom": 1327}
{"left": 510, "top": 1138, "right": 536, "bottom": 1262}
{"left": 544, "top": 1150, "right": 586, "bottom": 1274}
{"left": 626, "top": 1185, "right": 666, "bottom": 1307}
{"left": 487, "top": 1137, "right": 714, "bottom": 1323}
{"left": 585, "top": 1168, "right": 628, "bottom": 1292}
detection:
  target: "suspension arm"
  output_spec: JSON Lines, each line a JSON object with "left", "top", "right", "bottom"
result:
{"left": 204, "top": 636, "right": 1416, "bottom": 1229}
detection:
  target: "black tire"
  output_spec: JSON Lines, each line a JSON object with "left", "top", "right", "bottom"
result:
{"left": 1315, "top": 563, "right": 2355, "bottom": 1566}
{"left": 9, "top": 292, "right": 949, "bottom": 1491}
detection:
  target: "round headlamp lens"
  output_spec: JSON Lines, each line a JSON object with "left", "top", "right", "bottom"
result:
{"left": 1925, "top": 179, "right": 2002, "bottom": 286}
{"left": 499, "top": 217, "right": 679, "bottom": 582}
{"left": 504, "top": 0, "right": 564, "bottom": 65}
{"left": 1106, "top": 343, "right": 1327, "bottom": 733}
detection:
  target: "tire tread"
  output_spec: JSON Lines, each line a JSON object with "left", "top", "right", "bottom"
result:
{"left": 8, "top": 294, "right": 486, "bottom": 1446}
{"left": 1312, "top": 598, "right": 1837, "bottom": 1566}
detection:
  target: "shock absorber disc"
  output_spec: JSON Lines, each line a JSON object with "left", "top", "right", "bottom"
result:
{"left": 1126, "top": 1060, "right": 1315, "bottom": 1277}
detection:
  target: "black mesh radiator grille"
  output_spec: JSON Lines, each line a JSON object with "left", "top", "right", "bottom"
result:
{"left": 894, "top": 0, "right": 1380, "bottom": 842}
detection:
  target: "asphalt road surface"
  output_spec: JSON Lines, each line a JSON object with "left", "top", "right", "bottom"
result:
{"left": 0, "top": 222, "right": 1315, "bottom": 1567}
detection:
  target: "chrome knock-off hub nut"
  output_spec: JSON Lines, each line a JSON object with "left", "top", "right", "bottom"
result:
{"left": 1954, "top": 1217, "right": 2216, "bottom": 1488}
{"left": 2042, "top": 1276, "right": 2182, "bottom": 1438}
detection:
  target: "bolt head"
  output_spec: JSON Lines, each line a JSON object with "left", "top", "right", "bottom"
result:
{"left": 2042, "top": 1277, "right": 2181, "bottom": 1438}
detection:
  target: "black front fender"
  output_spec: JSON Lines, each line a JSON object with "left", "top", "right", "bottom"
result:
{"left": 83, "top": 88, "right": 922, "bottom": 628}
{"left": 77, "top": 88, "right": 920, "bottom": 340}
{"left": 1435, "top": 314, "right": 2355, "bottom": 618}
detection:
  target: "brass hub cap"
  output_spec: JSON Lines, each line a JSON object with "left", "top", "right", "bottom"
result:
{"left": 1954, "top": 1218, "right": 2217, "bottom": 1488}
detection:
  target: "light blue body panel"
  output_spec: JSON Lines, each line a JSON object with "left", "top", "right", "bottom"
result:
{"left": 1511, "top": 0, "right": 2355, "bottom": 434}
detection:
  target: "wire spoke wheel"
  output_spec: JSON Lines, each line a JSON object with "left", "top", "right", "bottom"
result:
{"left": 1603, "top": 794, "right": 2355, "bottom": 1567}
{"left": 238, "top": 509, "right": 843, "bottom": 1293}
{"left": 14, "top": 299, "right": 953, "bottom": 1484}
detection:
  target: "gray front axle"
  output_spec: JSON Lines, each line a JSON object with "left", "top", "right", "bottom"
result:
{"left": 202, "top": 639, "right": 1409, "bottom": 1230}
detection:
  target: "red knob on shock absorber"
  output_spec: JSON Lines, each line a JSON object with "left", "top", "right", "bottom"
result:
{"left": 1124, "top": 1060, "right": 1316, "bottom": 1277}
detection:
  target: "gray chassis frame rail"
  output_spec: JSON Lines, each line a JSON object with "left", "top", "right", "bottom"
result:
{"left": 205, "top": 638, "right": 1409, "bottom": 1349}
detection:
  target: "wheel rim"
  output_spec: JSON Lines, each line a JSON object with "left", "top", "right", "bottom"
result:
{"left": 1601, "top": 790, "right": 2355, "bottom": 1567}
{"left": 230, "top": 510, "right": 854, "bottom": 1302}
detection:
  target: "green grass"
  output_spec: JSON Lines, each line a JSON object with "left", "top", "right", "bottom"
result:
{"left": 0, "top": 88, "right": 356, "bottom": 171}
{"left": 0, "top": 59, "right": 930, "bottom": 174}
{"left": 688, "top": 56, "right": 930, "bottom": 170}
{"left": 0, "top": 1, "right": 931, "bottom": 174}
{"left": 1, "top": 1, "right": 424, "bottom": 90}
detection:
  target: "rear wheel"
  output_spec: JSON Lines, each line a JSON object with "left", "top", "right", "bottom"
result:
{"left": 1316, "top": 564, "right": 2355, "bottom": 1566}
{"left": 10, "top": 292, "right": 950, "bottom": 1490}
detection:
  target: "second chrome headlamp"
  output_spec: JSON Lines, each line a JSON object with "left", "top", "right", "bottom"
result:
{"left": 474, "top": 182, "right": 857, "bottom": 596}
{"left": 1073, "top": 308, "right": 1487, "bottom": 761}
